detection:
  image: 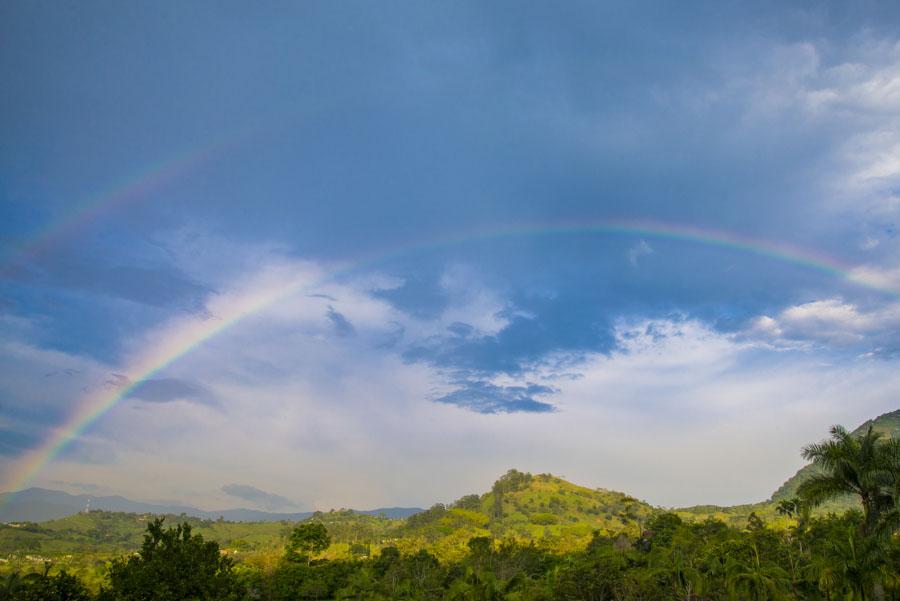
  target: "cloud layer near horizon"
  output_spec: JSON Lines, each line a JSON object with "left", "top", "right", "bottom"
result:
{"left": 1, "top": 244, "right": 898, "bottom": 509}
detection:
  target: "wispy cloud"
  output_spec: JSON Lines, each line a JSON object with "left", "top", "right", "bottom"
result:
{"left": 627, "top": 240, "right": 653, "bottom": 267}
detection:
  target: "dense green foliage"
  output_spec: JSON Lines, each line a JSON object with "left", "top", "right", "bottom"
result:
{"left": 2, "top": 420, "right": 900, "bottom": 600}
{"left": 6, "top": 509, "right": 900, "bottom": 600}
{"left": 97, "top": 518, "right": 243, "bottom": 600}
{"left": 0, "top": 565, "right": 91, "bottom": 601}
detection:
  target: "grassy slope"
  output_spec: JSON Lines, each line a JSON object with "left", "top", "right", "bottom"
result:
{"left": 396, "top": 474, "right": 655, "bottom": 560}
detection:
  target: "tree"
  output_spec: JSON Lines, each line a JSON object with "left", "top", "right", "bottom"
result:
{"left": 775, "top": 499, "right": 798, "bottom": 519}
{"left": 452, "top": 494, "right": 483, "bottom": 511}
{"left": 335, "top": 567, "right": 379, "bottom": 600}
{"left": 349, "top": 542, "right": 370, "bottom": 558}
{"left": 807, "top": 524, "right": 890, "bottom": 601}
{"left": 100, "top": 518, "right": 243, "bottom": 601}
{"left": 725, "top": 544, "right": 791, "bottom": 601}
{"left": 646, "top": 512, "right": 684, "bottom": 549}
{"left": 13, "top": 566, "right": 90, "bottom": 601}
{"left": 286, "top": 522, "right": 331, "bottom": 564}
{"left": 798, "top": 425, "right": 896, "bottom": 536}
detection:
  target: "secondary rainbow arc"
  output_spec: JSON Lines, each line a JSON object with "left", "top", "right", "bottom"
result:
{"left": 1, "top": 136, "right": 238, "bottom": 273}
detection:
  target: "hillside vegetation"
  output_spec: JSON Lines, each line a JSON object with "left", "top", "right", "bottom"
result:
{"left": 2, "top": 411, "right": 899, "bottom": 599}
{"left": 0, "top": 471, "right": 655, "bottom": 578}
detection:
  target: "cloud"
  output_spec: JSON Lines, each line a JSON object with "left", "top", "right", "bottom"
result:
{"left": 221, "top": 484, "right": 301, "bottom": 511}
{"left": 98, "top": 373, "right": 217, "bottom": 406}
{"left": 0, "top": 429, "right": 40, "bottom": 457}
{"left": 732, "top": 38, "right": 900, "bottom": 249}
{"left": 9, "top": 273, "right": 900, "bottom": 508}
{"left": 43, "top": 368, "right": 81, "bottom": 378}
{"left": 743, "top": 298, "right": 900, "bottom": 353}
{"left": 56, "top": 437, "right": 119, "bottom": 466}
{"left": 125, "top": 378, "right": 218, "bottom": 406}
{"left": 846, "top": 265, "right": 900, "bottom": 293}
{"left": 18, "top": 253, "right": 213, "bottom": 313}
{"left": 403, "top": 302, "right": 614, "bottom": 377}
{"left": 434, "top": 380, "right": 557, "bottom": 414}
{"left": 0, "top": 324, "right": 111, "bottom": 431}
{"left": 627, "top": 240, "right": 653, "bottom": 267}
{"left": 326, "top": 306, "right": 356, "bottom": 337}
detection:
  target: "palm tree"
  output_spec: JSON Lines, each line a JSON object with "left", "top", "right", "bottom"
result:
{"left": 797, "top": 425, "right": 895, "bottom": 536}
{"left": 725, "top": 544, "right": 791, "bottom": 601}
{"left": 806, "top": 526, "right": 889, "bottom": 601}
{"left": 648, "top": 545, "right": 706, "bottom": 601}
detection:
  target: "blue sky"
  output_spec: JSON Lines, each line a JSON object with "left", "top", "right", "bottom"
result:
{"left": 2, "top": 1, "right": 900, "bottom": 510}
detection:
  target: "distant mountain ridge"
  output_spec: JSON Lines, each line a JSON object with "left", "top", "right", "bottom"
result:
{"left": 0, "top": 487, "right": 422, "bottom": 523}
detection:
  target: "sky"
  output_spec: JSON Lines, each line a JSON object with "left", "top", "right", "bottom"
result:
{"left": 2, "top": 1, "right": 900, "bottom": 512}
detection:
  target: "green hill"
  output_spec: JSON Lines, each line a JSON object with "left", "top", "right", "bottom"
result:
{"left": 395, "top": 470, "right": 654, "bottom": 558}
{"left": 770, "top": 409, "right": 900, "bottom": 503}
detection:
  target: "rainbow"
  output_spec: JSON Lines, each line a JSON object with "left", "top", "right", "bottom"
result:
{"left": 1, "top": 136, "right": 237, "bottom": 273}
{"left": 350, "top": 220, "right": 899, "bottom": 297}
{"left": 3, "top": 219, "right": 898, "bottom": 496}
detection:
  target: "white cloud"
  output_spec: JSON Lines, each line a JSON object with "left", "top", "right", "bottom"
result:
{"left": 744, "top": 298, "right": 900, "bottom": 351}
{"left": 518, "top": 317, "right": 900, "bottom": 506}
{"left": 784, "top": 41, "right": 900, "bottom": 221}
{"left": 698, "top": 38, "right": 900, "bottom": 245}
{"left": 846, "top": 265, "right": 900, "bottom": 294}
{"left": 436, "top": 264, "right": 513, "bottom": 336}
{"left": 5, "top": 235, "right": 900, "bottom": 510}
{"left": 12, "top": 289, "right": 899, "bottom": 509}
{"left": 627, "top": 240, "right": 653, "bottom": 267}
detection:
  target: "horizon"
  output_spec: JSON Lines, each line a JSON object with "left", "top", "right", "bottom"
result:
{"left": 0, "top": 455, "right": 820, "bottom": 514}
{"left": 3, "top": 2, "right": 900, "bottom": 514}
